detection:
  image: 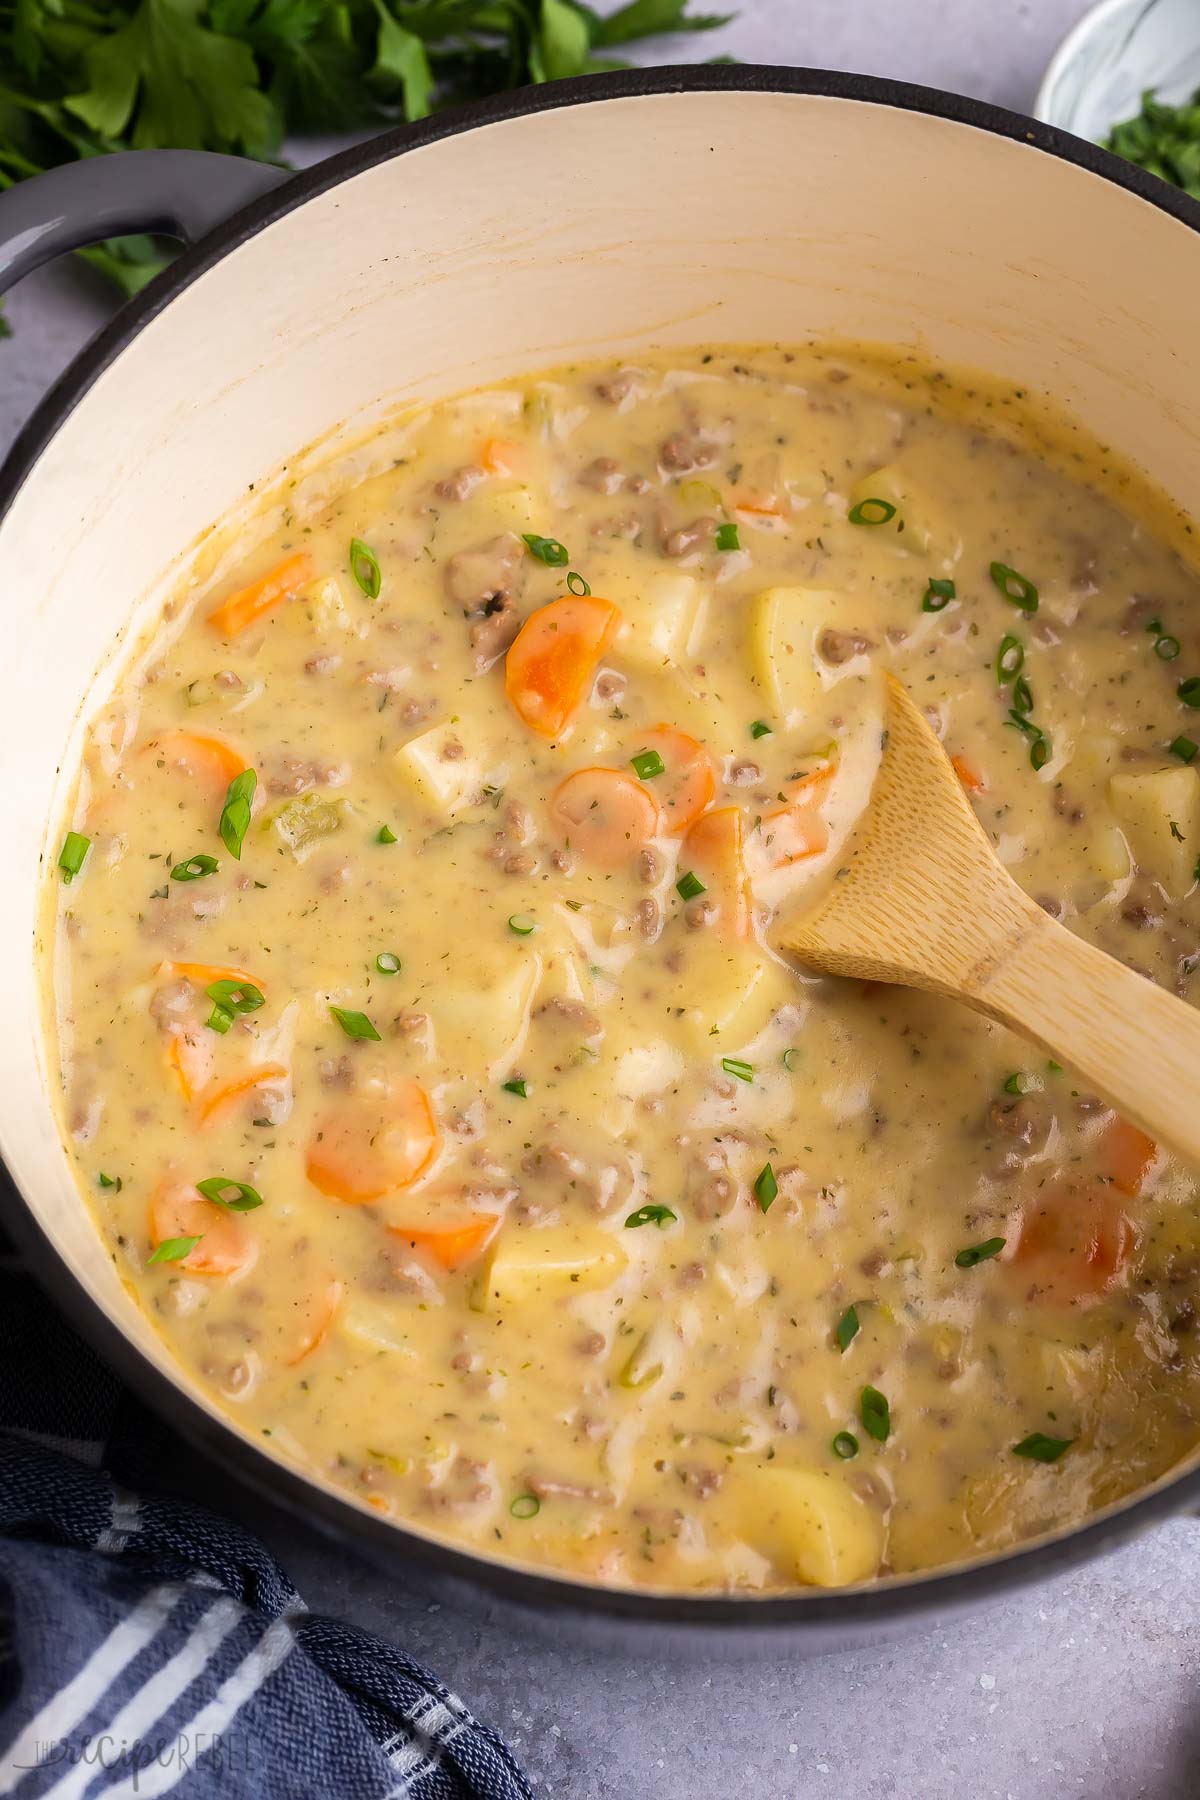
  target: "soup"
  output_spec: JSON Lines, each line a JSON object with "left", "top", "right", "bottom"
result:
{"left": 44, "top": 346, "right": 1200, "bottom": 1591}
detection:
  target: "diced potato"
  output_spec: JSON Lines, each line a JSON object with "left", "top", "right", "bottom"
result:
{"left": 750, "top": 585, "right": 873, "bottom": 719}
{"left": 475, "top": 1221, "right": 627, "bottom": 1309}
{"left": 847, "top": 462, "right": 947, "bottom": 558}
{"left": 609, "top": 572, "right": 706, "bottom": 670}
{"left": 1108, "top": 765, "right": 1200, "bottom": 898}
{"left": 433, "top": 940, "right": 540, "bottom": 1073}
{"left": 1087, "top": 823, "right": 1131, "bottom": 886}
{"left": 281, "top": 573, "right": 353, "bottom": 635}
{"left": 339, "top": 1299, "right": 419, "bottom": 1360}
{"left": 731, "top": 1465, "right": 885, "bottom": 1587}
{"left": 671, "top": 939, "right": 795, "bottom": 1052}
{"left": 456, "top": 482, "right": 539, "bottom": 540}
{"left": 394, "top": 721, "right": 508, "bottom": 819}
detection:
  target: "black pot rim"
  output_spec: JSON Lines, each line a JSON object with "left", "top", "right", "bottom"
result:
{"left": 5, "top": 62, "right": 1200, "bottom": 1635}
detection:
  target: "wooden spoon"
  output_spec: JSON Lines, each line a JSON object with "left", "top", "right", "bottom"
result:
{"left": 781, "top": 672, "right": 1200, "bottom": 1168}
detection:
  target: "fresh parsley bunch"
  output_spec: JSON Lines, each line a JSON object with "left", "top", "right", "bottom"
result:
{"left": 0, "top": 0, "right": 730, "bottom": 328}
{"left": 1107, "top": 86, "right": 1200, "bottom": 202}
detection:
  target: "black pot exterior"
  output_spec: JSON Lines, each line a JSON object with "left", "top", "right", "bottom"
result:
{"left": 3, "top": 65, "right": 1200, "bottom": 1651}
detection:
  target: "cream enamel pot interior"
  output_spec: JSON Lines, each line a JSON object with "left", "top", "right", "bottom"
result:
{"left": 3, "top": 66, "right": 1200, "bottom": 1650}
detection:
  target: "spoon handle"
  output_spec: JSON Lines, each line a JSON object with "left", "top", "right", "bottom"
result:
{"left": 975, "top": 906, "right": 1200, "bottom": 1167}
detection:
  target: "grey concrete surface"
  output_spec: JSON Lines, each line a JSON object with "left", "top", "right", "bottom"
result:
{"left": 5, "top": 3, "right": 1199, "bottom": 1795}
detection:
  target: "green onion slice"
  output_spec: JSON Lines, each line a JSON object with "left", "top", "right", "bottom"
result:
{"left": 205, "top": 1003, "right": 234, "bottom": 1035}
{"left": 196, "top": 1176, "right": 263, "bottom": 1212}
{"left": 98, "top": 1172, "right": 122, "bottom": 1191}
{"left": 206, "top": 979, "right": 265, "bottom": 1015}
{"left": 750, "top": 720, "right": 772, "bottom": 740}
{"left": 832, "top": 1431, "right": 859, "bottom": 1460}
{"left": 848, "top": 497, "right": 896, "bottom": 526}
{"left": 522, "top": 533, "right": 569, "bottom": 567}
{"left": 1011, "top": 676, "right": 1034, "bottom": 717}
{"left": 58, "top": 831, "right": 90, "bottom": 882}
{"left": 349, "top": 537, "right": 382, "bottom": 599}
{"left": 1155, "top": 634, "right": 1181, "bottom": 661}
{"left": 781, "top": 1047, "right": 801, "bottom": 1072}
{"left": 147, "top": 1235, "right": 201, "bottom": 1265}
{"left": 922, "top": 578, "right": 956, "bottom": 612}
{"left": 502, "top": 1078, "right": 529, "bottom": 1098}
{"left": 508, "top": 913, "right": 536, "bottom": 936}
{"left": 721, "top": 1057, "right": 753, "bottom": 1083}
{"left": 510, "top": 1492, "right": 540, "bottom": 1518}
{"left": 1029, "top": 735, "right": 1051, "bottom": 771}
{"left": 1002, "top": 1071, "right": 1028, "bottom": 1095}
{"left": 676, "top": 870, "right": 706, "bottom": 901}
{"left": 630, "top": 749, "right": 666, "bottom": 781}
{"left": 330, "top": 1005, "right": 381, "bottom": 1041}
{"left": 996, "top": 635, "right": 1024, "bottom": 682}
{"left": 377, "top": 825, "right": 397, "bottom": 844}
{"left": 1012, "top": 1432, "right": 1073, "bottom": 1463}
{"left": 625, "top": 1204, "right": 677, "bottom": 1229}
{"left": 1170, "top": 736, "right": 1199, "bottom": 764}
{"left": 955, "top": 1236, "right": 1006, "bottom": 1268}
{"left": 990, "top": 561, "right": 1039, "bottom": 613}
{"left": 860, "top": 1384, "right": 891, "bottom": 1442}
{"left": 171, "top": 853, "right": 219, "bottom": 882}
{"left": 566, "top": 570, "right": 591, "bottom": 596}
{"left": 376, "top": 951, "right": 402, "bottom": 975}
{"left": 753, "top": 1162, "right": 778, "bottom": 1212}
{"left": 835, "top": 1305, "right": 860, "bottom": 1352}
{"left": 1178, "top": 677, "right": 1200, "bottom": 708}
{"left": 715, "top": 522, "right": 740, "bottom": 552}
{"left": 218, "top": 768, "right": 256, "bottom": 861}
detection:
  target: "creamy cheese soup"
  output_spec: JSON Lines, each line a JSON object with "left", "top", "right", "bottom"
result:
{"left": 44, "top": 346, "right": 1200, "bottom": 1592}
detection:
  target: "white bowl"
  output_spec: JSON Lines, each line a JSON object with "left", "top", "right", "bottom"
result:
{"left": 1036, "top": 0, "right": 1200, "bottom": 142}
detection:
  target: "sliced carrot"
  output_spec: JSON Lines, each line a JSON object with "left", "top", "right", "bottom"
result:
{"left": 481, "top": 437, "right": 522, "bottom": 476}
{"left": 505, "top": 597, "right": 621, "bottom": 740}
{"left": 150, "top": 730, "right": 246, "bottom": 795}
{"left": 391, "top": 1215, "right": 499, "bottom": 1271}
{"left": 1010, "top": 1180, "right": 1135, "bottom": 1306}
{"left": 734, "top": 493, "right": 786, "bottom": 524}
{"left": 951, "top": 755, "right": 987, "bottom": 795}
{"left": 635, "top": 725, "right": 716, "bottom": 835}
{"left": 198, "top": 1062, "right": 289, "bottom": 1126}
{"left": 166, "top": 1029, "right": 216, "bottom": 1104}
{"left": 149, "top": 1178, "right": 256, "bottom": 1279}
{"left": 284, "top": 1279, "right": 344, "bottom": 1366}
{"left": 683, "top": 806, "right": 751, "bottom": 936}
{"left": 1104, "top": 1117, "right": 1158, "bottom": 1197}
{"left": 168, "top": 960, "right": 263, "bottom": 991}
{"left": 760, "top": 764, "right": 834, "bottom": 869}
{"left": 207, "top": 551, "right": 313, "bottom": 638}
{"left": 307, "top": 1077, "right": 440, "bottom": 1203}
{"left": 550, "top": 767, "right": 661, "bottom": 868}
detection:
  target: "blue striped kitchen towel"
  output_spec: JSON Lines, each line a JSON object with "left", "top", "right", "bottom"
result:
{"left": 0, "top": 1242, "right": 532, "bottom": 1799}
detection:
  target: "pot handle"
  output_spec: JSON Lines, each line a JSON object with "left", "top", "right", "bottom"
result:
{"left": 0, "top": 150, "right": 291, "bottom": 294}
